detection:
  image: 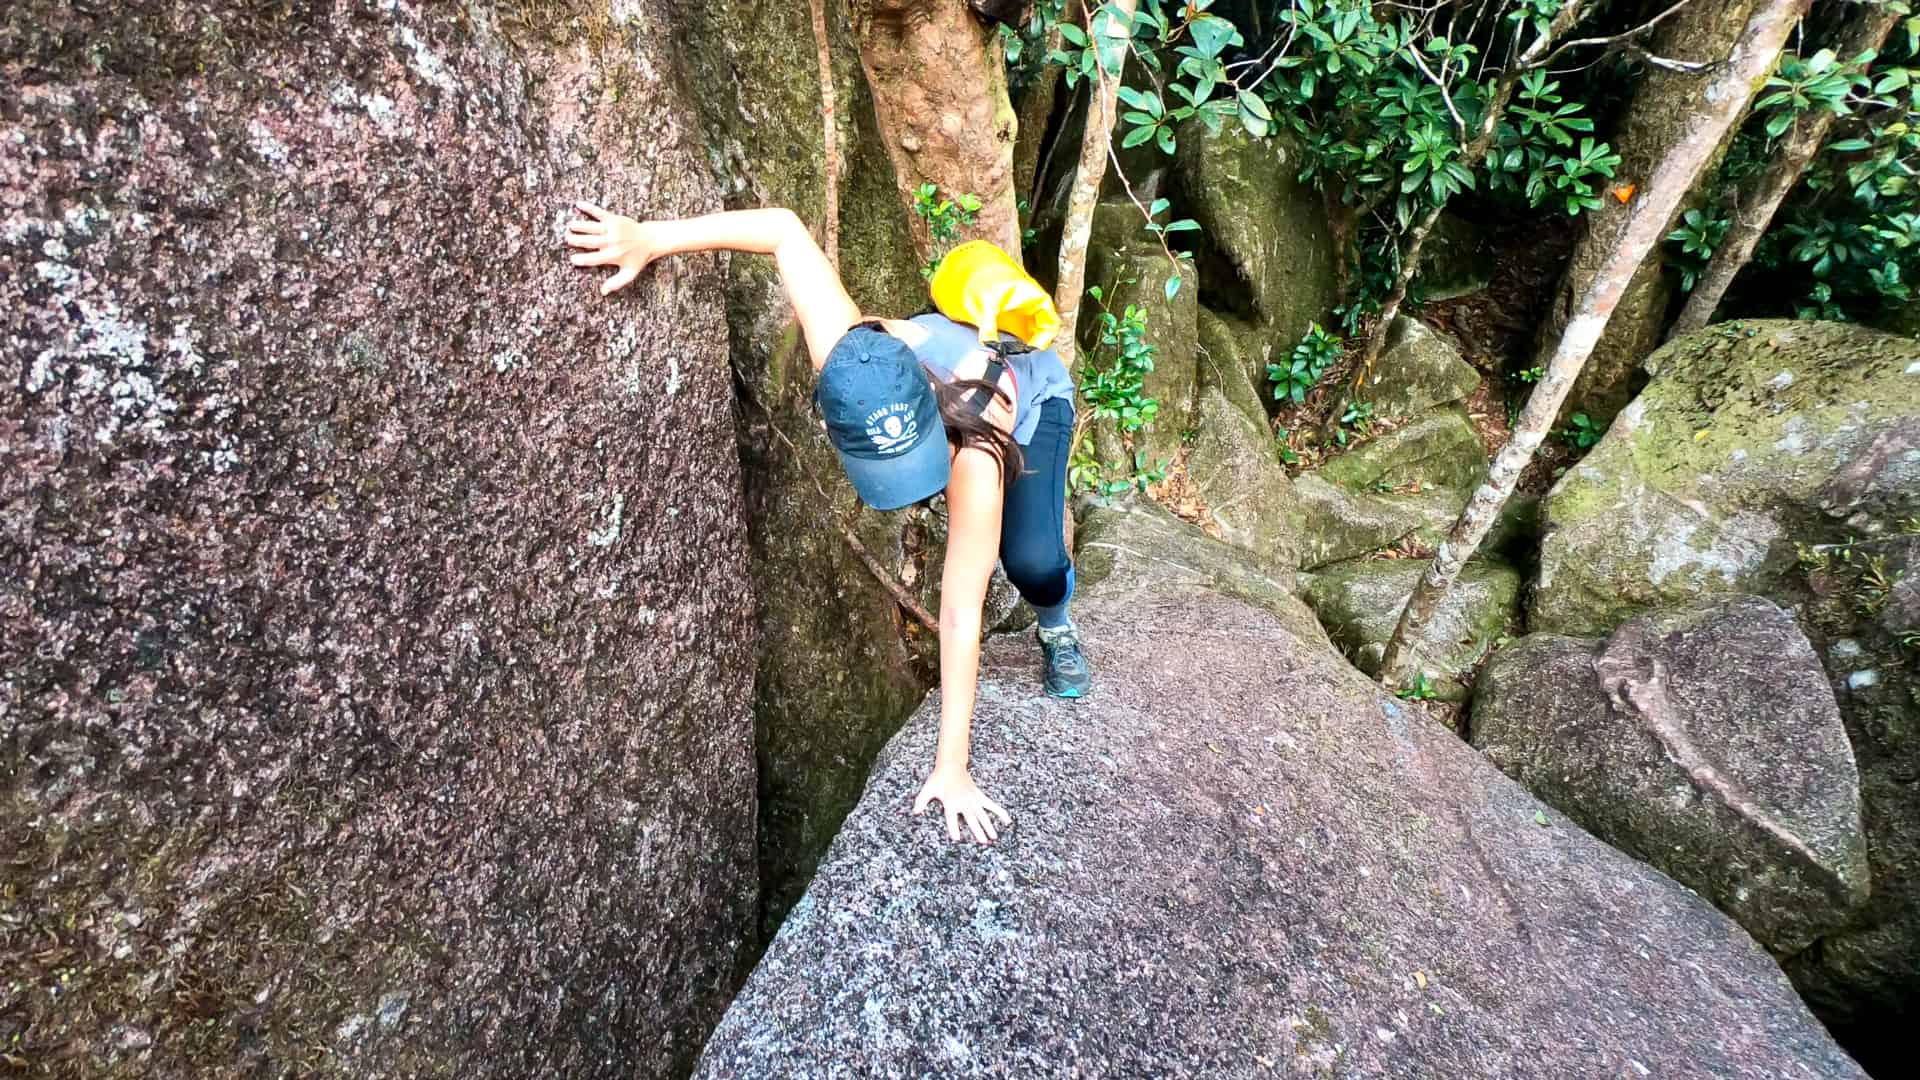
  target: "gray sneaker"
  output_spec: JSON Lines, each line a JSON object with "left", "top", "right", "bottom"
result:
{"left": 1037, "top": 623, "right": 1091, "bottom": 699}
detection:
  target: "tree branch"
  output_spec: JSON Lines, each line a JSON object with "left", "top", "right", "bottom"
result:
{"left": 749, "top": 380, "right": 940, "bottom": 634}
{"left": 1529, "top": 0, "right": 1699, "bottom": 71}
{"left": 811, "top": 0, "right": 841, "bottom": 266}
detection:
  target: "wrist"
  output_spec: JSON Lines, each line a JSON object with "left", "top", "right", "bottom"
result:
{"left": 930, "top": 753, "right": 969, "bottom": 778}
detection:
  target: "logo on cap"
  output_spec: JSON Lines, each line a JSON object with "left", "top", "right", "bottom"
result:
{"left": 866, "top": 403, "right": 918, "bottom": 454}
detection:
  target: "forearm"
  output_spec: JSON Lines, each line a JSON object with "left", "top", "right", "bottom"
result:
{"left": 648, "top": 208, "right": 854, "bottom": 367}
{"left": 934, "top": 606, "right": 984, "bottom": 773}
{"left": 648, "top": 208, "right": 806, "bottom": 258}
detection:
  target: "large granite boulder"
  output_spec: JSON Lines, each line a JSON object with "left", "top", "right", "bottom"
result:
{"left": 3, "top": 4, "right": 755, "bottom": 1077}
{"left": 1474, "top": 598, "right": 1870, "bottom": 955}
{"left": 678, "top": 0, "right": 937, "bottom": 937}
{"left": 1534, "top": 321, "right": 1920, "bottom": 636}
{"left": 1171, "top": 123, "right": 1337, "bottom": 346}
{"left": 696, "top": 501, "right": 1864, "bottom": 1079}
{"left": 1303, "top": 559, "right": 1520, "bottom": 703}
{"left": 1530, "top": 321, "right": 1920, "bottom": 1071}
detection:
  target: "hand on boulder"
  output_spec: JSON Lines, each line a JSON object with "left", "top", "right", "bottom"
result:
{"left": 565, "top": 201, "right": 658, "bottom": 295}
{"left": 913, "top": 765, "right": 1010, "bottom": 845}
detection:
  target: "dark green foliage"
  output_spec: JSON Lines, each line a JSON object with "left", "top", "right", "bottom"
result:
{"left": 1268, "top": 321, "right": 1344, "bottom": 404}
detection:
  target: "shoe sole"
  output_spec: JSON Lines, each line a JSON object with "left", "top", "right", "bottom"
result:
{"left": 1045, "top": 684, "right": 1087, "bottom": 700}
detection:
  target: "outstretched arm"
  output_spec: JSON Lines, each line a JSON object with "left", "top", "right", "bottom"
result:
{"left": 565, "top": 202, "right": 860, "bottom": 370}
{"left": 910, "top": 447, "right": 1013, "bottom": 845}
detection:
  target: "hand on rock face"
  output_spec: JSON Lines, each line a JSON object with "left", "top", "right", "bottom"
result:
{"left": 565, "top": 201, "right": 658, "bottom": 295}
{"left": 913, "top": 765, "right": 1010, "bottom": 845}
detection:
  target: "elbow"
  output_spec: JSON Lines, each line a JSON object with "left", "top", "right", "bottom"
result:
{"left": 769, "top": 207, "right": 807, "bottom": 245}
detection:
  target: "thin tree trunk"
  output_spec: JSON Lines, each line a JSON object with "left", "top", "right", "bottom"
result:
{"left": 851, "top": 0, "right": 1022, "bottom": 260}
{"left": 1667, "top": 2, "right": 1902, "bottom": 338}
{"left": 1530, "top": 0, "right": 1765, "bottom": 427}
{"left": 811, "top": 0, "right": 841, "bottom": 266}
{"left": 1379, "top": 0, "right": 1811, "bottom": 688}
{"left": 1358, "top": 202, "right": 1444, "bottom": 368}
{"left": 1052, "top": 0, "right": 1139, "bottom": 369}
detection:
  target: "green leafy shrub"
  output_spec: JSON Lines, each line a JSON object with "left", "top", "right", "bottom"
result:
{"left": 1268, "top": 322, "right": 1344, "bottom": 404}
{"left": 1557, "top": 411, "right": 1603, "bottom": 449}
{"left": 911, "top": 183, "right": 982, "bottom": 277}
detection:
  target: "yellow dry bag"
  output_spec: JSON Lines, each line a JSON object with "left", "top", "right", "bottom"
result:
{"left": 928, "top": 240, "right": 1061, "bottom": 350}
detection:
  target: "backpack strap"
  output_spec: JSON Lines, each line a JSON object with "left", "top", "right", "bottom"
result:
{"left": 963, "top": 356, "right": 1011, "bottom": 418}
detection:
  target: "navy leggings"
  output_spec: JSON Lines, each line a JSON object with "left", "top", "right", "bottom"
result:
{"left": 1001, "top": 396, "right": 1074, "bottom": 608}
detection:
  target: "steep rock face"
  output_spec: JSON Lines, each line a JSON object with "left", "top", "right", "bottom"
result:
{"left": 1080, "top": 202, "right": 1199, "bottom": 469}
{"left": 1189, "top": 309, "right": 1300, "bottom": 570}
{"left": 1786, "top": 529, "right": 1920, "bottom": 1071}
{"left": 676, "top": 0, "right": 935, "bottom": 938}
{"left": 696, "top": 501, "right": 1864, "bottom": 1080}
{"left": 1474, "top": 598, "right": 1870, "bottom": 955}
{"left": 2, "top": 4, "right": 754, "bottom": 1077}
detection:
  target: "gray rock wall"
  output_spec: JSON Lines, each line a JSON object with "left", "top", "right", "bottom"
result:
{"left": 3, "top": 3, "right": 755, "bottom": 1076}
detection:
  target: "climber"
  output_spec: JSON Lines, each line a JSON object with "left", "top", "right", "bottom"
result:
{"left": 564, "top": 201, "right": 1086, "bottom": 847}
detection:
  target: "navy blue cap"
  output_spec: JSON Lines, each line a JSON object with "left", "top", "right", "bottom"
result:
{"left": 815, "top": 325, "right": 950, "bottom": 510}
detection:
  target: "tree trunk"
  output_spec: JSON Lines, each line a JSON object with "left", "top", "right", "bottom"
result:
{"left": 811, "top": 0, "right": 841, "bottom": 266}
{"left": 1667, "top": 1, "right": 1903, "bottom": 339}
{"left": 851, "top": 0, "right": 1022, "bottom": 260}
{"left": 1051, "top": 0, "right": 1139, "bottom": 370}
{"left": 1358, "top": 203, "right": 1444, "bottom": 368}
{"left": 1530, "top": 0, "right": 1766, "bottom": 427}
{"left": 1379, "top": 0, "right": 1810, "bottom": 689}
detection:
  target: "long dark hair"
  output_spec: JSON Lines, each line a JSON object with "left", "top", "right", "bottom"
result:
{"left": 930, "top": 373, "right": 1023, "bottom": 487}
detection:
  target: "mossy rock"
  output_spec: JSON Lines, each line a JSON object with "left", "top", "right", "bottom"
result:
{"left": 1314, "top": 406, "right": 1488, "bottom": 495}
{"left": 1187, "top": 387, "right": 1302, "bottom": 573}
{"left": 1198, "top": 307, "right": 1286, "bottom": 417}
{"left": 1342, "top": 316, "right": 1481, "bottom": 421}
{"left": 1531, "top": 320, "right": 1920, "bottom": 1064}
{"left": 1534, "top": 320, "right": 1920, "bottom": 637}
{"left": 1303, "top": 558, "right": 1521, "bottom": 702}
{"left": 1172, "top": 123, "right": 1336, "bottom": 346}
{"left": 1290, "top": 474, "right": 1466, "bottom": 570}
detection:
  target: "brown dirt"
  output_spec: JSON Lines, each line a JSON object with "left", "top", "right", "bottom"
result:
{"left": 1146, "top": 445, "right": 1222, "bottom": 538}
{"left": 1421, "top": 213, "right": 1579, "bottom": 495}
